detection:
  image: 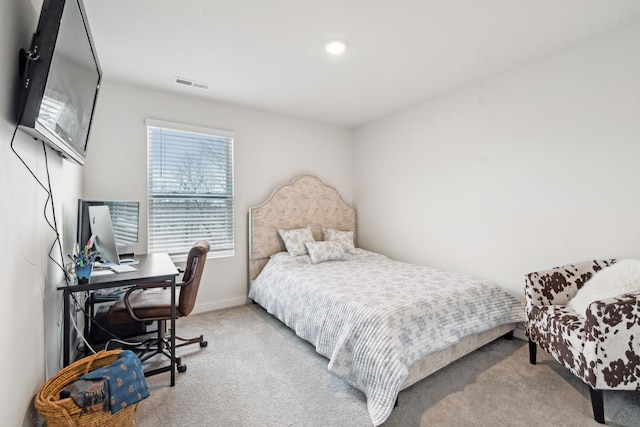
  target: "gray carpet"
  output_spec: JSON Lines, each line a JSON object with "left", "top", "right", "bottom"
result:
{"left": 136, "top": 305, "right": 640, "bottom": 427}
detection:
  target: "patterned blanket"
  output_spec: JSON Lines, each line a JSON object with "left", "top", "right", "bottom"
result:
{"left": 63, "top": 350, "right": 149, "bottom": 414}
{"left": 249, "top": 249, "right": 525, "bottom": 425}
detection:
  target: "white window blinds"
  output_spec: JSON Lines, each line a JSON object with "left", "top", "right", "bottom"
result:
{"left": 103, "top": 201, "right": 139, "bottom": 246}
{"left": 146, "top": 119, "right": 235, "bottom": 259}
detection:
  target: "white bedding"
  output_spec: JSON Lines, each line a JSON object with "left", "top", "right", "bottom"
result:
{"left": 249, "top": 249, "right": 525, "bottom": 425}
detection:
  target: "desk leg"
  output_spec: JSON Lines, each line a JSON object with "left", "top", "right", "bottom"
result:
{"left": 63, "top": 289, "right": 71, "bottom": 367}
{"left": 170, "top": 277, "right": 176, "bottom": 386}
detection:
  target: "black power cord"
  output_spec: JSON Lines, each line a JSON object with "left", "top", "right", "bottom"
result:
{"left": 11, "top": 48, "right": 67, "bottom": 281}
{"left": 11, "top": 50, "right": 142, "bottom": 366}
{"left": 12, "top": 125, "right": 144, "bottom": 366}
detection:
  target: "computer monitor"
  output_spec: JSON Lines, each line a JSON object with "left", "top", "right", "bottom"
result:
{"left": 77, "top": 199, "right": 139, "bottom": 251}
{"left": 88, "top": 205, "right": 121, "bottom": 265}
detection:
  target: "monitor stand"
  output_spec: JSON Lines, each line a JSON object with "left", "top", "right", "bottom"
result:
{"left": 119, "top": 253, "right": 137, "bottom": 264}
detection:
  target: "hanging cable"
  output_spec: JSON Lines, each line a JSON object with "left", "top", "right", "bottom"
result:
{"left": 11, "top": 63, "right": 140, "bottom": 367}
{"left": 42, "top": 142, "right": 69, "bottom": 280}
{"left": 68, "top": 305, "right": 96, "bottom": 356}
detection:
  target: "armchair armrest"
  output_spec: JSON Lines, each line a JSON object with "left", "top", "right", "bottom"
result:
{"left": 122, "top": 280, "right": 174, "bottom": 322}
{"left": 129, "top": 280, "right": 173, "bottom": 290}
{"left": 583, "top": 291, "right": 640, "bottom": 390}
{"left": 525, "top": 259, "right": 615, "bottom": 310}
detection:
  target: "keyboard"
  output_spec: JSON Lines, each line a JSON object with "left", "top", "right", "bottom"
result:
{"left": 110, "top": 264, "right": 137, "bottom": 273}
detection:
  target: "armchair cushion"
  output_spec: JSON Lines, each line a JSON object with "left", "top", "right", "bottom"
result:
{"left": 568, "top": 259, "right": 640, "bottom": 316}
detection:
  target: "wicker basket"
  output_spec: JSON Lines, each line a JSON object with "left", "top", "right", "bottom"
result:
{"left": 35, "top": 350, "right": 139, "bottom": 427}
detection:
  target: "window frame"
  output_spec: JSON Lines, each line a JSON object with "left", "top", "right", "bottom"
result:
{"left": 146, "top": 118, "right": 235, "bottom": 262}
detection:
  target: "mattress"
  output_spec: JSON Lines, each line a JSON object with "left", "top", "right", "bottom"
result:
{"left": 249, "top": 249, "right": 525, "bottom": 425}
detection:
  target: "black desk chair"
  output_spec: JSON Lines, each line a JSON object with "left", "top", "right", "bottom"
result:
{"left": 107, "top": 241, "right": 210, "bottom": 372}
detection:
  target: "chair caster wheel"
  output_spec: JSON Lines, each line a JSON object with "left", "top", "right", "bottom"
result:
{"left": 200, "top": 341, "right": 208, "bottom": 348}
{"left": 177, "top": 364, "right": 187, "bottom": 373}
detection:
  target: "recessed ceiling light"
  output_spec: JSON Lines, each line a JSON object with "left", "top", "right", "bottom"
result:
{"left": 324, "top": 39, "right": 349, "bottom": 56}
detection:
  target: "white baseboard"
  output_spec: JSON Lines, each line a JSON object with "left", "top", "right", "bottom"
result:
{"left": 192, "top": 296, "right": 248, "bottom": 314}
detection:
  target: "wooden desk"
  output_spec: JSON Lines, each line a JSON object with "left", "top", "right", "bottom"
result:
{"left": 59, "top": 253, "right": 179, "bottom": 385}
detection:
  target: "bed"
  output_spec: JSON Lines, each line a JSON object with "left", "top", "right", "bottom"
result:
{"left": 248, "top": 175, "right": 525, "bottom": 425}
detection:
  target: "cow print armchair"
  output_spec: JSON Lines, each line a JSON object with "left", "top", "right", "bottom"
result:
{"left": 525, "top": 259, "right": 640, "bottom": 424}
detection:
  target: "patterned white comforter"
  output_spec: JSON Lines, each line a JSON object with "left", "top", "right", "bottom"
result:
{"left": 249, "top": 249, "right": 525, "bottom": 425}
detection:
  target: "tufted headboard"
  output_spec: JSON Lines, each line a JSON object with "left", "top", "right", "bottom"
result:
{"left": 248, "top": 175, "right": 356, "bottom": 282}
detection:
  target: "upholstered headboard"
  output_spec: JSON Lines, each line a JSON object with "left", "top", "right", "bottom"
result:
{"left": 248, "top": 175, "right": 356, "bottom": 281}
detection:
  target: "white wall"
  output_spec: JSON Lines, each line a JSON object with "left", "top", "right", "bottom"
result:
{"left": 5, "top": 1, "right": 638, "bottom": 422}
{"left": 1, "top": 4, "right": 351, "bottom": 421}
{"left": 1, "top": 0, "right": 83, "bottom": 425}
{"left": 83, "top": 81, "right": 352, "bottom": 312}
{"left": 353, "top": 22, "right": 640, "bottom": 298}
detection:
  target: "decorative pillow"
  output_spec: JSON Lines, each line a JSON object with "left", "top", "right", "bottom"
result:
{"left": 567, "top": 259, "right": 640, "bottom": 315}
{"left": 277, "top": 226, "right": 315, "bottom": 256}
{"left": 304, "top": 241, "right": 346, "bottom": 264}
{"left": 321, "top": 227, "right": 356, "bottom": 254}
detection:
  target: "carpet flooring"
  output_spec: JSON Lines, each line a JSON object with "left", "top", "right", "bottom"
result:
{"left": 136, "top": 304, "right": 640, "bottom": 427}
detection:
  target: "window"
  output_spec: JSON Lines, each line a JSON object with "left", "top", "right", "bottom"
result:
{"left": 146, "top": 119, "right": 234, "bottom": 260}
{"left": 106, "top": 201, "right": 140, "bottom": 246}
{"left": 78, "top": 199, "right": 139, "bottom": 248}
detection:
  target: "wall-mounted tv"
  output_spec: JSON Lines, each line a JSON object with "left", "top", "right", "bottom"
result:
{"left": 17, "top": 0, "right": 101, "bottom": 166}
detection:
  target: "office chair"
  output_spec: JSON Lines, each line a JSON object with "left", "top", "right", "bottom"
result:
{"left": 107, "top": 241, "right": 210, "bottom": 373}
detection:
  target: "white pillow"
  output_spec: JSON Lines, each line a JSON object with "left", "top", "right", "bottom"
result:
{"left": 304, "top": 241, "right": 346, "bottom": 264}
{"left": 278, "top": 226, "right": 315, "bottom": 256}
{"left": 321, "top": 227, "right": 356, "bottom": 254}
{"left": 567, "top": 259, "right": 640, "bottom": 315}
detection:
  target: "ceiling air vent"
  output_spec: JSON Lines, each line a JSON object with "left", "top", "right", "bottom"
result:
{"left": 173, "top": 76, "right": 210, "bottom": 90}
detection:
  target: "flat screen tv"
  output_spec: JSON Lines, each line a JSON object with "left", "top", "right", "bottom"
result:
{"left": 17, "top": 0, "right": 101, "bottom": 165}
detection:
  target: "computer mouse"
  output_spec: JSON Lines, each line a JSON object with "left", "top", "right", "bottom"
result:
{"left": 93, "top": 261, "right": 103, "bottom": 268}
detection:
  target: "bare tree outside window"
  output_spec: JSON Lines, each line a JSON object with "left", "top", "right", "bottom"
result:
{"left": 147, "top": 120, "right": 234, "bottom": 260}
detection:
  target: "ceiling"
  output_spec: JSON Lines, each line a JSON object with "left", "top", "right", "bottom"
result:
{"left": 82, "top": 0, "right": 640, "bottom": 128}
